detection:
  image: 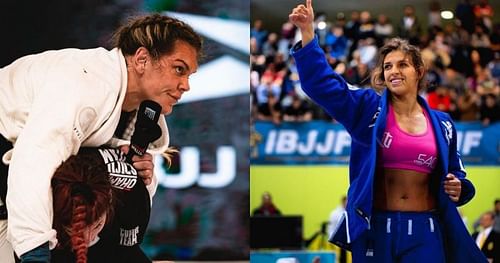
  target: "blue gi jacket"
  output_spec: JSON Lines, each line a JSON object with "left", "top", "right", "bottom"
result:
{"left": 291, "top": 37, "right": 487, "bottom": 263}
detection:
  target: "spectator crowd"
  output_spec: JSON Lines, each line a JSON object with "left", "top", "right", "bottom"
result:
{"left": 251, "top": 0, "right": 500, "bottom": 126}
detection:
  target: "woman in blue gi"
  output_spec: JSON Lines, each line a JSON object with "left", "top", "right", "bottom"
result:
{"left": 289, "top": 1, "right": 487, "bottom": 262}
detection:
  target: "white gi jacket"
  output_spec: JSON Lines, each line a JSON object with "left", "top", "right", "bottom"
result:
{"left": 0, "top": 47, "right": 169, "bottom": 256}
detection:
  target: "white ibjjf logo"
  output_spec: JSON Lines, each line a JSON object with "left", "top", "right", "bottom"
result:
{"left": 381, "top": 132, "right": 393, "bottom": 148}
{"left": 441, "top": 121, "right": 453, "bottom": 145}
{"left": 120, "top": 226, "right": 139, "bottom": 246}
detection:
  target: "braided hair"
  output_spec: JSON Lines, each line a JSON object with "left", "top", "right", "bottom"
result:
{"left": 52, "top": 149, "right": 113, "bottom": 263}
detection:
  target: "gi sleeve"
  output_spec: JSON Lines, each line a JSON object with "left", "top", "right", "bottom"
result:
{"left": 447, "top": 118, "right": 474, "bottom": 206}
{"left": 291, "top": 37, "right": 379, "bottom": 139}
{"left": 6, "top": 71, "right": 106, "bottom": 256}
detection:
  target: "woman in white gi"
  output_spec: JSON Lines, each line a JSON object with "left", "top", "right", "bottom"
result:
{"left": 0, "top": 13, "right": 202, "bottom": 262}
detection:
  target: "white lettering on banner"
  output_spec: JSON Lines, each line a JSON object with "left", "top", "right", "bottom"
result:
{"left": 256, "top": 123, "right": 494, "bottom": 164}
{"left": 275, "top": 130, "right": 299, "bottom": 154}
{"left": 265, "top": 130, "right": 277, "bottom": 154}
{"left": 156, "top": 146, "right": 236, "bottom": 189}
{"left": 334, "top": 131, "right": 351, "bottom": 154}
{"left": 316, "top": 131, "right": 335, "bottom": 155}
{"left": 457, "top": 131, "right": 482, "bottom": 155}
{"left": 297, "top": 130, "right": 318, "bottom": 155}
{"left": 264, "top": 129, "right": 351, "bottom": 155}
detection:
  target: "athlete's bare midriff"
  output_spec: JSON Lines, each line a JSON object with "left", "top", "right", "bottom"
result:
{"left": 373, "top": 168, "right": 436, "bottom": 211}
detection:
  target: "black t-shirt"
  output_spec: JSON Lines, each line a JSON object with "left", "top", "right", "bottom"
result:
{"left": 283, "top": 101, "right": 311, "bottom": 118}
{"left": 51, "top": 148, "right": 152, "bottom": 263}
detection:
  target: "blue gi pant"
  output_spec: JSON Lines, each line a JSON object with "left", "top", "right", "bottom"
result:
{"left": 351, "top": 211, "right": 445, "bottom": 263}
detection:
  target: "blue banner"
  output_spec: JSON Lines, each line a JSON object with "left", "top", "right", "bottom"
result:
{"left": 251, "top": 121, "right": 500, "bottom": 166}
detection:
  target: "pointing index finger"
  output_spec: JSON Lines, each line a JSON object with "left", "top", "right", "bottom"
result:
{"left": 307, "top": 0, "right": 313, "bottom": 11}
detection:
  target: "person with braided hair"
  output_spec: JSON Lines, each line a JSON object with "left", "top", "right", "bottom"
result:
{"left": 51, "top": 148, "right": 113, "bottom": 263}
{"left": 50, "top": 147, "right": 156, "bottom": 263}
{"left": 0, "top": 13, "right": 202, "bottom": 262}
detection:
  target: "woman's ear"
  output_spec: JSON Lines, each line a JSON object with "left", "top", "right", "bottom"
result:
{"left": 131, "top": 47, "right": 150, "bottom": 74}
{"left": 418, "top": 67, "right": 425, "bottom": 79}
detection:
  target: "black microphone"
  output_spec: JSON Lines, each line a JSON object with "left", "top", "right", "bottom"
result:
{"left": 126, "top": 100, "right": 163, "bottom": 162}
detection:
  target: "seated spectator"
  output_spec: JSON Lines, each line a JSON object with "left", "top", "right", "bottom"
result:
{"left": 471, "top": 24, "right": 494, "bottom": 65}
{"left": 428, "top": 85, "right": 452, "bottom": 112}
{"left": 471, "top": 211, "right": 499, "bottom": 263}
{"left": 471, "top": 23, "right": 491, "bottom": 49}
{"left": 422, "top": 63, "right": 443, "bottom": 93}
{"left": 487, "top": 52, "right": 500, "bottom": 80}
{"left": 255, "top": 76, "right": 282, "bottom": 124}
{"left": 252, "top": 192, "right": 281, "bottom": 216}
{"left": 480, "top": 93, "right": 500, "bottom": 125}
{"left": 251, "top": 19, "right": 268, "bottom": 54}
{"left": 444, "top": 23, "right": 470, "bottom": 50}
{"left": 262, "top": 32, "right": 279, "bottom": 58}
{"left": 257, "top": 93, "right": 282, "bottom": 124}
{"left": 358, "top": 11, "right": 376, "bottom": 41}
{"left": 476, "top": 69, "right": 500, "bottom": 96}
{"left": 357, "top": 38, "right": 378, "bottom": 67}
{"left": 456, "top": 0, "right": 476, "bottom": 34}
{"left": 491, "top": 24, "right": 500, "bottom": 52}
{"left": 325, "top": 24, "right": 348, "bottom": 61}
{"left": 374, "top": 14, "right": 393, "bottom": 47}
{"left": 457, "top": 88, "right": 480, "bottom": 121}
{"left": 278, "top": 21, "right": 296, "bottom": 60}
{"left": 256, "top": 75, "right": 281, "bottom": 105}
{"left": 398, "top": 5, "right": 422, "bottom": 45}
{"left": 345, "top": 62, "right": 371, "bottom": 87}
{"left": 428, "top": 1, "right": 442, "bottom": 29}
{"left": 474, "top": 199, "right": 500, "bottom": 232}
{"left": 473, "top": 0, "right": 494, "bottom": 32}
{"left": 444, "top": 68, "right": 467, "bottom": 95}
{"left": 283, "top": 94, "right": 313, "bottom": 121}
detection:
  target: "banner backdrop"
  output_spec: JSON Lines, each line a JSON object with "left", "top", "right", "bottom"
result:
{"left": 140, "top": 10, "right": 249, "bottom": 261}
{"left": 251, "top": 121, "right": 500, "bottom": 166}
{"left": 143, "top": 95, "right": 249, "bottom": 260}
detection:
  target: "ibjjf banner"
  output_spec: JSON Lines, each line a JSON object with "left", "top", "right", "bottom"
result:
{"left": 251, "top": 121, "right": 500, "bottom": 165}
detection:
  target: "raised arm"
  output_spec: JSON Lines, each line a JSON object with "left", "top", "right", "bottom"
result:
{"left": 289, "top": 0, "right": 315, "bottom": 46}
{"left": 289, "top": 0, "right": 379, "bottom": 138}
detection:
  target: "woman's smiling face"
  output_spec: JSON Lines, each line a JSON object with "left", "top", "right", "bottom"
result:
{"left": 383, "top": 50, "right": 421, "bottom": 96}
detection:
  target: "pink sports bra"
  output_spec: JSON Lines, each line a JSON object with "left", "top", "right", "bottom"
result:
{"left": 378, "top": 104, "right": 438, "bottom": 174}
